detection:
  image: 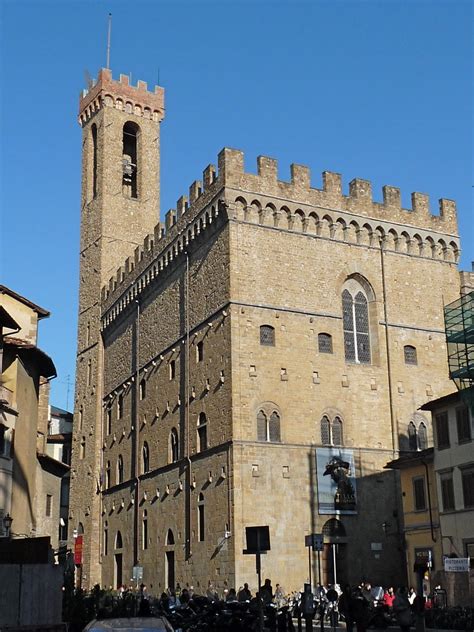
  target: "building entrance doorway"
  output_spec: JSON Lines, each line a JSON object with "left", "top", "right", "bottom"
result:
{"left": 165, "top": 551, "right": 175, "bottom": 591}
{"left": 322, "top": 518, "right": 348, "bottom": 585}
{"left": 114, "top": 531, "right": 123, "bottom": 588}
{"left": 165, "top": 529, "right": 175, "bottom": 591}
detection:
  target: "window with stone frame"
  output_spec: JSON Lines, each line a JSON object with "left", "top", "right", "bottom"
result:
{"left": 198, "top": 493, "right": 205, "bottom": 542}
{"left": 318, "top": 333, "right": 333, "bottom": 354}
{"left": 413, "top": 476, "right": 427, "bottom": 511}
{"left": 117, "top": 393, "right": 123, "bottom": 419}
{"left": 342, "top": 282, "right": 371, "bottom": 364}
{"left": 440, "top": 472, "right": 455, "bottom": 511}
{"left": 260, "top": 325, "right": 275, "bottom": 346}
{"left": 456, "top": 406, "right": 472, "bottom": 443}
{"left": 105, "top": 461, "right": 111, "bottom": 489}
{"left": 320, "top": 415, "right": 343, "bottom": 446}
{"left": 197, "top": 413, "right": 208, "bottom": 452}
{"left": 461, "top": 467, "right": 474, "bottom": 508}
{"left": 142, "top": 510, "right": 148, "bottom": 550}
{"left": 169, "top": 428, "right": 179, "bottom": 463}
{"left": 142, "top": 442, "right": 150, "bottom": 474}
{"left": 404, "top": 345, "right": 418, "bottom": 365}
{"left": 117, "top": 454, "right": 124, "bottom": 484}
{"left": 139, "top": 378, "right": 146, "bottom": 400}
{"left": 435, "top": 412, "right": 450, "bottom": 449}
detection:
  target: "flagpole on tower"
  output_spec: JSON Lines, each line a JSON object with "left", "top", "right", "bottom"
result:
{"left": 106, "top": 13, "right": 112, "bottom": 69}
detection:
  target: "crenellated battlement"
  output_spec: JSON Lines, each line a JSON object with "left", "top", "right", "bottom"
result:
{"left": 100, "top": 147, "right": 460, "bottom": 327}
{"left": 78, "top": 67, "right": 165, "bottom": 126}
{"left": 217, "top": 148, "right": 458, "bottom": 234}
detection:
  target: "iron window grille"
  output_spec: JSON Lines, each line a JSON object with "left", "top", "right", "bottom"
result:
{"left": 260, "top": 325, "right": 275, "bottom": 346}
{"left": 342, "top": 289, "right": 371, "bottom": 364}
{"left": 404, "top": 345, "right": 418, "bottom": 365}
{"left": 318, "top": 333, "right": 333, "bottom": 354}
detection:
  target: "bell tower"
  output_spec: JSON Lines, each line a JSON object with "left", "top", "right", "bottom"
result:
{"left": 69, "top": 69, "right": 164, "bottom": 587}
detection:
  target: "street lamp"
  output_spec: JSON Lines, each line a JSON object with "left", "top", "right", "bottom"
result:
{"left": 3, "top": 513, "right": 13, "bottom": 538}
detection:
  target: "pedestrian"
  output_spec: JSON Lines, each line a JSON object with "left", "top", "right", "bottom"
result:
{"left": 226, "top": 587, "right": 238, "bottom": 602}
{"left": 206, "top": 580, "right": 218, "bottom": 601}
{"left": 338, "top": 585, "right": 355, "bottom": 632}
{"left": 393, "top": 586, "right": 412, "bottom": 632}
{"left": 275, "top": 583, "right": 285, "bottom": 607}
{"left": 383, "top": 587, "right": 395, "bottom": 609}
{"left": 408, "top": 587, "right": 416, "bottom": 606}
{"left": 351, "top": 586, "right": 370, "bottom": 632}
{"left": 238, "top": 582, "right": 252, "bottom": 602}
{"left": 261, "top": 578, "right": 273, "bottom": 605}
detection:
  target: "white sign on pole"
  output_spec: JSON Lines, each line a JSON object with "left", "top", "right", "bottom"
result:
{"left": 443, "top": 557, "right": 470, "bottom": 572}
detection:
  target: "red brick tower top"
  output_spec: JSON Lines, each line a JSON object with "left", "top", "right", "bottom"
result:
{"left": 78, "top": 68, "right": 165, "bottom": 127}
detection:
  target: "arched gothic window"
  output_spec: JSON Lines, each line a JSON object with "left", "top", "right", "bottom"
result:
{"left": 122, "top": 122, "right": 139, "bottom": 198}
{"left": 197, "top": 413, "right": 208, "bottom": 452}
{"left": 166, "top": 529, "right": 174, "bottom": 545}
{"left": 342, "top": 279, "right": 372, "bottom": 364}
{"left": 169, "top": 428, "right": 179, "bottom": 463}
{"left": 142, "top": 442, "right": 150, "bottom": 474}
{"left": 320, "top": 415, "right": 344, "bottom": 446}
{"left": 257, "top": 408, "right": 281, "bottom": 442}
{"left": 198, "top": 493, "right": 205, "bottom": 542}
{"left": 117, "top": 454, "right": 124, "bottom": 484}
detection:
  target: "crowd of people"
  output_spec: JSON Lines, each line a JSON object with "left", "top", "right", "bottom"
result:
{"left": 117, "top": 577, "right": 435, "bottom": 631}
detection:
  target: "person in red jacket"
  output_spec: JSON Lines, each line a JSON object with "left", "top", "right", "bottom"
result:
{"left": 383, "top": 587, "right": 395, "bottom": 609}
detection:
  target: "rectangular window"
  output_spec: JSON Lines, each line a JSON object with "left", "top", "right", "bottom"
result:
{"left": 435, "top": 412, "right": 450, "bottom": 449}
{"left": 456, "top": 407, "right": 472, "bottom": 443}
{"left": 139, "top": 379, "right": 146, "bottom": 401}
{"left": 169, "top": 360, "right": 176, "bottom": 380}
{"left": 117, "top": 394, "right": 123, "bottom": 419}
{"left": 413, "top": 476, "right": 427, "bottom": 511}
{"left": 106, "top": 408, "right": 112, "bottom": 435}
{"left": 46, "top": 494, "right": 52, "bottom": 517}
{"left": 440, "top": 473, "right": 455, "bottom": 511}
{"left": 461, "top": 468, "right": 474, "bottom": 508}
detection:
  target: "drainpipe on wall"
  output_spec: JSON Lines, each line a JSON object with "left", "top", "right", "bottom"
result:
{"left": 134, "top": 299, "right": 140, "bottom": 566}
{"left": 185, "top": 251, "right": 192, "bottom": 560}
{"left": 379, "top": 237, "right": 398, "bottom": 457}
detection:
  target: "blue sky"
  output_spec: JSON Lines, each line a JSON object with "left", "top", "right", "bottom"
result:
{"left": 1, "top": 0, "right": 472, "bottom": 410}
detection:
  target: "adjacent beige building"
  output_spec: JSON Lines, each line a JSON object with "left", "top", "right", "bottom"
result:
{"left": 69, "top": 67, "right": 465, "bottom": 594}
{"left": 0, "top": 286, "right": 68, "bottom": 549}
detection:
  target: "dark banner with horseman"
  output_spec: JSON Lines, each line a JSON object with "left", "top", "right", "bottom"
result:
{"left": 316, "top": 448, "right": 357, "bottom": 514}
